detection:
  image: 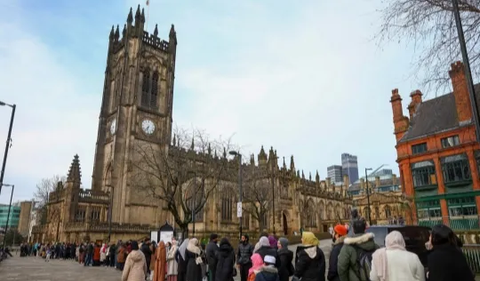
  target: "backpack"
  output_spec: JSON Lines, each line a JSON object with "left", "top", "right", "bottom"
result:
{"left": 352, "top": 245, "right": 374, "bottom": 281}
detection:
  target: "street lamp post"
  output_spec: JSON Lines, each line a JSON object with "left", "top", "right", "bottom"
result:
{"left": 0, "top": 102, "right": 16, "bottom": 195}
{"left": 364, "top": 168, "right": 373, "bottom": 226}
{"left": 451, "top": 0, "right": 480, "bottom": 143}
{"left": 1, "top": 184, "right": 15, "bottom": 247}
{"left": 229, "top": 151, "right": 243, "bottom": 240}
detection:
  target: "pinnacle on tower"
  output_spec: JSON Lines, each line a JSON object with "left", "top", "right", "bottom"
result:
{"left": 207, "top": 143, "right": 212, "bottom": 155}
{"left": 114, "top": 25, "right": 120, "bottom": 41}
{"left": 122, "top": 24, "right": 127, "bottom": 38}
{"left": 141, "top": 8, "right": 145, "bottom": 22}
{"left": 309, "top": 172, "right": 312, "bottom": 181}
{"left": 315, "top": 170, "right": 320, "bottom": 183}
{"left": 135, "top": 4, "right": 141, "bottom": 21}
{"left": 282, "top": 157, "right": 287, "bottom": 169}
{"left": 67, "top": 154, "right": 82, "bottom": 184}
{"left": 301, "top": 170, "right": 305, "bottom": 179}
{"left": 190, "top": 137, "right": 195, "bottom": 150}
{"left": 223, "top": 147, "right": 227, "bottom": 158}
{"left": 109, "top": 25, "right": 115, "bottom": 40}
{"left": 250, "top": 154, "right": 255, "bottom": 165}
{"left": 154, "top": 24, "right": 159, "bottom": 37}
{"left": 127, "top": 7, "right": 133, "bottom": 24}
{"left": 290, "top": 155, "right": 295, "bottom": 171}
{"left": 169, "top": 24, "right": 176, "bottom": 39}
{"left": 172, "top": 134, "right": 176, "bottom": 146}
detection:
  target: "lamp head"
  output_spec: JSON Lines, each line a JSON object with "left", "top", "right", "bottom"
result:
{"left": 229, "top": 151, "right": 238, "bottom": 156}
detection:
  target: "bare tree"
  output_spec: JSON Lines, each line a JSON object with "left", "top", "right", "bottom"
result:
{"left": 34, "top": 175, "right": 65, "bottom": 224}
{"left": 377, "top": 0, "right": 480, "bottom": 95}
{"left": 131, "top": 127, "right": 235, "bottom": 236}
{"left": 241, "top": 164, "right": 273, "bottom": 231}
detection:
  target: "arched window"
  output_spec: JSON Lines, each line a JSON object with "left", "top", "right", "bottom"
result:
{"left": 140, "top": 69, "right": 159, "bottom": 110}
{"left": 385, "top": 205, "right": 392, "bottom": 218}
{"left": 221, "top": 195, "right": 232, "bottom": 221}
{"left": 306, "top": 200, "right": 317, "bottom": 227}
{"left": 319, "top": 201, "right": 325, "bottom": 220}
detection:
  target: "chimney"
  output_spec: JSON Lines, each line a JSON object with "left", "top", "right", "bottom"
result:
{"left": 392, "top": 174, "right": 397, "bottom": 186}
{"left": 375, "top": 176, "right": 381, "bottom": 190}
{"left": 390, "top": 89, "right": 410, "bottom": 141}
{"left": 343, "top": 174, "right": 350, "bottom": 188}
{"left": 449, "top": 61, "right": 473, "bottom": 124}
{"left": 408, "top": 90, "right": 423, "bottom": 119}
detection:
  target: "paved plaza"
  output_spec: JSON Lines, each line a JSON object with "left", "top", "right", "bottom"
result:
{"left": 0, "top": 240, "right": 332, "bottom": 281}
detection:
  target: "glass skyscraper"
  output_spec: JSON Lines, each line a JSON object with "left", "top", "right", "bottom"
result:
{"left": 342, "top": 153, "right": 359, "bottom": 184}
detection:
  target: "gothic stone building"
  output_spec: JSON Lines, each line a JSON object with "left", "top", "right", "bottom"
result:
{"left": 32, "top": 6, "right": 352, "bottom": 243}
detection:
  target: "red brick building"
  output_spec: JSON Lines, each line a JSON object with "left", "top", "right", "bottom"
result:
{"left": 391, "top": 61, "right": 480, "bottom": 230}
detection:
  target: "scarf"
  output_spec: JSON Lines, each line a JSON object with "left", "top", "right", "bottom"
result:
{"left": 253, "top": 236, "right": 269, "bottom": 253}
{"left": 178, "top": 238, "right": 189, "bottom": 260}
{"left": 187, "top": 238, "right": 201, "bottom": 255}
{"left": 372, "top": 230, "right": 406, "bottom": 281}
{"left": 249, "top": 253, "right": 264, "bottom": 276}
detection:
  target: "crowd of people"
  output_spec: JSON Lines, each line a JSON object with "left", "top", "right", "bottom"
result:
{"left": 13, "top": 218, "right": 476, "bottom": 281}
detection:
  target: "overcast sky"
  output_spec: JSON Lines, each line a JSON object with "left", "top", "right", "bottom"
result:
{"left": 0, "top": 0, "right": 444, "bottom": 204}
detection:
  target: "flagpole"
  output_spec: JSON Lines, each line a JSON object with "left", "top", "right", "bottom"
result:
{"left": 146, "top": 0, "right": 150, "bottom": 31}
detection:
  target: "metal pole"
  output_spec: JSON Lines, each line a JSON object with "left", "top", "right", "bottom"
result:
{"left": 452, "top": 0, "right": 480, "bottom": 143}
{"left": 192, "top": 175, "right": 196, "bottom": 237}
{"left": 239, "top": 154, "right": 243, "bottom": 240}
{"left": 365, "top": 169, "right": 372, "bottom": 226}
{"left": 2, "top": 185, "right": 14, "bottom": 247}
{"left": 271, "top": 167, "right": 275, "bottom": 235}
{"left": 0, "top": 105, "right": 16, "bottom": 194}
{"left": 107, "top": 186, "right": 113, "bottom": 242}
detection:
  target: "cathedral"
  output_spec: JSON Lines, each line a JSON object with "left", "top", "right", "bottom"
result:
{"left": 32, "top": 6, "right": 353, "bottom": 243}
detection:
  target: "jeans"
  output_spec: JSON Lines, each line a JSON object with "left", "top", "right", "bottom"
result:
{"left": 84, "top": 253, "right": 92, "bottom": 266}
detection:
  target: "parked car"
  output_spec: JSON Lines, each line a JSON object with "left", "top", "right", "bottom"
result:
{"left": 365, "top": 225, "right": 431, "bottom": 266}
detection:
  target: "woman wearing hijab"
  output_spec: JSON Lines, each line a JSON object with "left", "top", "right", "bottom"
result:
{"left": 369, "top": 230, "right": 424, "bottom": 281}
{"left": 176, "top": 238, "right": 189, "bottom": 281}
{"left": 185, "top": 238, "right": 204, "bottom": 281}
{"left": 427, "top": 224, "right": 474, "bottom": 281}
{"left": 215, "top": 238, "right": 236, "bottom": 281}
{"left": 292, "top": 231, "right": 325, "bottom": 281}
{"left": 167, "top": 240, "right": 179, "bottom": 281}
{"left": 154, "top": 241, "right": 167, "bottom": 281}
{"left": 255, "top": 237, "right": 280, "bottom": 268}
{"left": 277, "top": 238, "right": 294, "bottom": 281}
{"left": 122, "top": 241, "right": 147, "bottom": 281}
{"left": 247, "top": 253, "right": 264, "bottom": 281}
{"left": 268, "top": 236, "right": 278, "bottom": 249}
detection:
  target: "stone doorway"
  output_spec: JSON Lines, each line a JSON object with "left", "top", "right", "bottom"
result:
{"left": 283, "top": 212, "right": 288, "bottom": 235}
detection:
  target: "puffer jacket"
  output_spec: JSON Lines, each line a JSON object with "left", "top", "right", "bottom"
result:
{"left": 122, "top": 250, "right": 147, "bottom": 281}
{"left": 293, "top": 245, "right": 325, "bottom": 281}
{"left": 337, "top": 233, "right": 378, "bottom": 281}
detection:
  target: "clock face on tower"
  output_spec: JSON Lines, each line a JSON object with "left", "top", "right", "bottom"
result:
{"left": 142, "top": 119, "right": 155, "bottom": 135}
{"left": 110, "top": 119, "right": 116, "bottom": 135}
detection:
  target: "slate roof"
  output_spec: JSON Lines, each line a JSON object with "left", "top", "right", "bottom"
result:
{"left": 399, "top": 84, "right": 480, "bottom": 143}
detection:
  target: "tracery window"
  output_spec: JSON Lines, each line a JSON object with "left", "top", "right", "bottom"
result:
{"left": 90, "top": 207, "right": 101, "bottom": 222}
{"left": 141, "top": 70, "right": 159, "bottom": 110}
{"left": 384, "top": 205, "right": 392, "bottom": 218}
{"left": 75, "top": 208, "right": 86, "bottom": 222}
{"left": 221, "top": 195, "right": 232, "bottom": 221}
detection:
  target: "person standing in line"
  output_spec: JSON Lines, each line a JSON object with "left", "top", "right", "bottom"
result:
{"left": 167, "top": 240, "right": 179, "bottom": 281}
{"left": 122, "top": 241, "right": 147, "bottom": 281}
{"left": 215, "top": 238, "right": 236, "bottom": 281}
{"left": 327, "top": 225, "right": 347, "bottom": 281}
{"left": 237, "top": 235, "right": 254, "bottom": 281}
{"left": 369, "top": 230, "right": 424, "bottom": 281}
{"left": 206, "top": 234, "right": 219, "bottom": 281}
{"left": 277, "top": 237, "right": 294, "bottom": 281}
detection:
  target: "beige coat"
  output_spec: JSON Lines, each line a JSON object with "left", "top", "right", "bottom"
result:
{"left": 122, "top": 250, "right": 147, "bottom": 281}
{"left": 166, "top": 244, "right": 178, "bottom": 276}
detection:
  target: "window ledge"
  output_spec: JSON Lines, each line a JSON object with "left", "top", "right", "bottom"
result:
{"left": 445, "top": 180, "right": 472, "bottom": 187}
{"left": 414, "top": 184, "right": 438, "bottom": 191}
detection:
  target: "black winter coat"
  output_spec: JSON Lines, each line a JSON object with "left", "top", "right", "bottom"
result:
{"left": 256, "top": 246, "right": 281, "bottom": 268}
{"left": 185, "top": 250, "right": 203, "bottom": 281}
{"left": 327, "top": 237, "right": 344, "bottom": 281}
{"left": 141, "top": 243, "right": 152, "bottom": 264}
{"left": 206, "top": 241, "right": 218, "bottom": 280}
{"left": 277, "top": 248, "right": 293, "bottom": 281}
{"left": 427, "top": 243, "right": 474, "bottom": 281}
{"left": 294, "top": 246, "right": 325, "bottom": 281}
{"left": 255, "top": 266, "right": 280, "bottom": 281}
{"left": 215, "top": 243, "right": 235, "bottom": 281}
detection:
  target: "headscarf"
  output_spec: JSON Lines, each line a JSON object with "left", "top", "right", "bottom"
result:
{"left": 187, "top": 238, "right": 201, "bottom": 255}
{"left": 248, "top": 253, "right": 264, "bottom": 275}
{"left": 278, "top": 237, "right": 288, "bottom": 249}
{"left": 302, "top": 232, "right": 318, "bottom": 246}
{"left": 154, "top": 242, "right": 166, "bottom": 281}
{"left": 167, "top": 240, "right": 178, "bottom": 259}
{"left": 178, "top": 238, "right": 189, "bottom": 260}
{"left": 372, "top": 231, "right": 406, "bottom": 281}
{"left": 268, "top": 236, "right": 277, "bottom": 248}
{"left": 253, "top": 236, "right": 270, "bottom": 253}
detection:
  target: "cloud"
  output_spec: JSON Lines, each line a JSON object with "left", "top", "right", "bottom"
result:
{"left": 0, "top": 0, "right": 421, "bottom": 203}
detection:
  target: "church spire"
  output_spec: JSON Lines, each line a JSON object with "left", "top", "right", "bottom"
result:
{"left": 67, "top": 154, "right": 82, "bottom": 184}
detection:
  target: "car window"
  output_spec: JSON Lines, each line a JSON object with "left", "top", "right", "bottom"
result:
{"left": 389, "top": 227, "right": 430, "bottom": 246}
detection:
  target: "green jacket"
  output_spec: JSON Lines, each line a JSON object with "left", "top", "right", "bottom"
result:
{"left": 337, "top": 232, "right": 378, "bottom": 281}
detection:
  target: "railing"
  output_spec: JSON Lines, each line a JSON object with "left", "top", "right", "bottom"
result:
{"left": 418, "top": 216, "right": 480, "bottom": 231}
{"left": 462, "top": 244, "right": 480, "bottom": 274}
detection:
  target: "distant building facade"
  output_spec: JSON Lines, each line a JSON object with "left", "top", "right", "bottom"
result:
{"left": 0, "top": 204, "right": 20, "bottom": 229}
{"left": 18, "top": 201, "right": 33, "bottom": 237}
{"left": 391, "top": 61, "right": 480, "bottom": 231}
{"left": 342, "top": 153, "right": 359, "bottom": 184}
{"left": 327, "top": 165, "right": 343, "bottom": 184}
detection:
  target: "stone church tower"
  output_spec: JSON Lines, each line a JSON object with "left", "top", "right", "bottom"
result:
{"left": 91, "top": 5, "right": 177, "bottom": 225}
